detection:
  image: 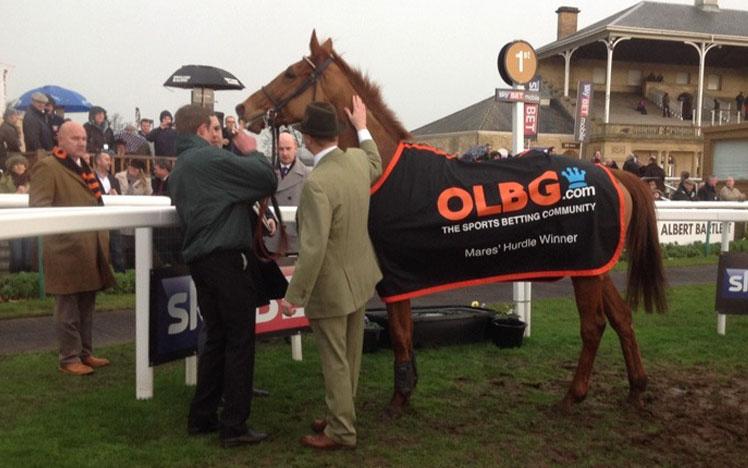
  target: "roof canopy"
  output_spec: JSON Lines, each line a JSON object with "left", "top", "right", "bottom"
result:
{"left": 538, "top": 1, "right": 748, "bottom": 61}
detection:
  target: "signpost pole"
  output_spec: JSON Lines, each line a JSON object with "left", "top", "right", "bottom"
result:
{"left": 511, "top": 82, "right": 532, "bottom": 337}
{"left": 717, "top": 221, "right": 730, "bottom": 335}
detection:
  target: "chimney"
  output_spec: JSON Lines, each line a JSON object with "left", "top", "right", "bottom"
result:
{"left": 556, "top": 6, "right": 581, "bottom": 40}
{"left": 695, "top": 0, "right": 719, "bottom": 11}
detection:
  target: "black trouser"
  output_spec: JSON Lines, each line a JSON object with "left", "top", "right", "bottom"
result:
{"left": 187, "top": 249, "right": 259, "bottom": 439}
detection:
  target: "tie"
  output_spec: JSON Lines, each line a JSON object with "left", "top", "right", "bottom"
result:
{"left": 280, "top": 166, "right": 289, "bottom": 178}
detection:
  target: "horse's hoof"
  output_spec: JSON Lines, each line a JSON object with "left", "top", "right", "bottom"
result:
{"left": 624, "top": 393, "right": 648, "bottom": 412}
{"left": 382, "top": 404, "right": 404, "bottom": 420}
{"left": 552, "top": 397, "right": 574, "bottom": 415}
{"left": 382, "top": 393, "right": 409, "bottom": 420}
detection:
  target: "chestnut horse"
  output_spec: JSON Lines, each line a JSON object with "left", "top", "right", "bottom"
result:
{"left": 237, "top": 32, "right": 667, "bottom": 415}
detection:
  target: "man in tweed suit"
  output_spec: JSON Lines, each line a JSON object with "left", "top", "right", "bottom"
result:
{"left": 279, "top": 96, "right": 382, "bottom": 450}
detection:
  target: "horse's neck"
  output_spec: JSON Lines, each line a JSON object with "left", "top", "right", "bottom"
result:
{"left": 337, "top": 113, "right": 399, "bottom": 168}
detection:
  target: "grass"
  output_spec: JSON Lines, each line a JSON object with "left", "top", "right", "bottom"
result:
{"left": 0, "top": 283, "right": 746, "bottom": 467}
{"left": 0, "top": 257, "right": 719, "bottom": 320}
{"left": 0, "top": 292, "right": 134, "bottom": 320}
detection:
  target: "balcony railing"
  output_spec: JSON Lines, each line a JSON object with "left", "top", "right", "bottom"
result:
{"left": 590, "top": 122, "right": 702, "bottom": 140}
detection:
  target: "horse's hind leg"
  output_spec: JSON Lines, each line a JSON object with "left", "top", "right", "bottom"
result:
{"left": 385, "top": 300, "right": 416, "bottom": 417}
{"left": 561, "top": 276, "right": 607, "bottom": 411}
{"left": 600, "top": 275, "right": 647, "bottom": 407}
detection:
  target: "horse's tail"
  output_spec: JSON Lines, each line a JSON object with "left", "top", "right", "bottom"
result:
{"left": 611, "top": 169, "right": 668, "bottom": 314}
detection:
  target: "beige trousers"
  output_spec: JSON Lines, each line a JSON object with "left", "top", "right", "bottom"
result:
{"left": 309, "top": 306, "right": 365, "bottom": 447}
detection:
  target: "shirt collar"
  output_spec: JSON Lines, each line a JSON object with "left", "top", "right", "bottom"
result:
{"left": 313, "top": 145, "right": 338, "bottom": 167}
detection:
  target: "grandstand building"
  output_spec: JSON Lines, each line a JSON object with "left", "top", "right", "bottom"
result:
{"left": 413, "top": 0, "right": 748, "bottom": 179}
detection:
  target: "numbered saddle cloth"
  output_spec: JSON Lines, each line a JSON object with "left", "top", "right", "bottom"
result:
{"left": 369, "top": 144, "right": 625, "bottom": 303}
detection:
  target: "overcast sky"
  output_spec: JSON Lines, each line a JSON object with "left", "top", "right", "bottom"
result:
{"left": 2, "top": 0, "right": 745, "bottom": 130}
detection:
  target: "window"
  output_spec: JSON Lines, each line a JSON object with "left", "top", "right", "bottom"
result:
{"left": 713, "top": 141, "right": 748, "bottom": 179}
{"left": 707, "top": 74, "right": 721, "bottom": 91}
{"left": 593, "top": 67, "right": 606, "bottom": 84}
{"left": 676, "top": 72, "right": 690, "bottom": 85}
{"left": 627, "top": 70, "right": 642, "bottom": 86}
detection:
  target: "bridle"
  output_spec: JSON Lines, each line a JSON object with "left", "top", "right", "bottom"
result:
{"left": 244, "top": 55, "right": 334, "bottom": 131}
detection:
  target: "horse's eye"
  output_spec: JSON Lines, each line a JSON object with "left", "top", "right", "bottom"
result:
{"left": 284, "top": 67, "right": 296, "bottom": 79}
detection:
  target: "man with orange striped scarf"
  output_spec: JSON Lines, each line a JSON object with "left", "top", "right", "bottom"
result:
{"left": 30, "top": 122, "right": 116, "bottom": 376}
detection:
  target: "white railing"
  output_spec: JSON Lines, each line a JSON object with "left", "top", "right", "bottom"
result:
{"left": 0, "top": 194, "right": 296, "bottom": 400}
{"left": 2, "top": 196, "right": 747, "bottom": 397}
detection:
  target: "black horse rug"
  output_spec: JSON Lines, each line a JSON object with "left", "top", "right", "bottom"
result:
{"left": 369, "top": 143, "right": 625, "bottom": 303}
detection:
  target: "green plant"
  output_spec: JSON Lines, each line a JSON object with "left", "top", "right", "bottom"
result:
{"left": 0, "top": 272, "right": 39, "bottom": 301}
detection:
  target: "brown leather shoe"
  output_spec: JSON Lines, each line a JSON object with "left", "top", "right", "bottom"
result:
{"left": 311, "top": 419, "right": 327, "bottom": 433}
{"left": 300, "top": 433, "right": 355, "bottom": 450}
{"left": 59, "top": 362, "right": 94, "bottom": 376}
{"left": 82, "top": 356, "right": 110, "bottom": 368}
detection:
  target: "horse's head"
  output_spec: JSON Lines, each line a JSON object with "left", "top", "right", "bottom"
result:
{"left": 237, "top": 31, "right": 409, "bottom": 161}
{"left": 236, "top": 31, "right": 339, "bottom": 134}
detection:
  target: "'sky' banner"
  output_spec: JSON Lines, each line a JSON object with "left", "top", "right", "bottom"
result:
{"left": 369, "top": 144, "right": 625, "bottom": 303}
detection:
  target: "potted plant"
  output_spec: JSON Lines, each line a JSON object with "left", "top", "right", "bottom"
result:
{"left": 487, "top": 304, "right": 526, "bottom": 348}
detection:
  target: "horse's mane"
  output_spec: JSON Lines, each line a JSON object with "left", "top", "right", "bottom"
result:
{"left": 331, "top": 51, "right": 411, "bottom": 141}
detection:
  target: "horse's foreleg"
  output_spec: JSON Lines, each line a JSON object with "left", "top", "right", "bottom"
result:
{"left": 385, "top": 299, "right": 415, "bottom": 417}
{"left": 601, "top": 275, "right": 647, "bottom": 408}
{"left": 561, "top": 276, "right": 607, "bottom": 412}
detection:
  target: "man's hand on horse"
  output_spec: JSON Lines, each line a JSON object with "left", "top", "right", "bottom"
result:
{"left": 279, "top": 298, "right": 298, "bottom": 317}
{"left": 345, "top": 95, "right": 367, "bottom": 131}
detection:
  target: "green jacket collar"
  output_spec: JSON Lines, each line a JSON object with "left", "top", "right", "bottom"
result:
{"left": 176, "top": 133, "right": 210, "bottom": 155}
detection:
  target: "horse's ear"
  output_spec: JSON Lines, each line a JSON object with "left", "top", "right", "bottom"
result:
{"left": 310, "top": 30, "right": 333, "bottom": 58}
{"left": 319, "top": 38, "right": 333, "bottom": 55}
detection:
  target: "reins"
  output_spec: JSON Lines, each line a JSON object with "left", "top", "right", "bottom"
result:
{"left": 249, "top": 56, "right": 335, "bottom": 262}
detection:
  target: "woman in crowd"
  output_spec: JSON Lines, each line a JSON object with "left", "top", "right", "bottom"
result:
{"left": 0, "top": 154, "right": 35, "bottom": 271}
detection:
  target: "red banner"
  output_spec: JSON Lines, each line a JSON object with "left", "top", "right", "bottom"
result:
{"left": 256, "top": 266, "right": 309, "bottom": 334}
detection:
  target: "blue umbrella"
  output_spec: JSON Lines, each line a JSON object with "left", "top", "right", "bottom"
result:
{"left": 14, "top": 85, "right": 92, "bottom": 112}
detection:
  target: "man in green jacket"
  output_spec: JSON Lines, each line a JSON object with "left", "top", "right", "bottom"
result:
{"left": 169, "top": 104, "right": 277, "bottom": 448}
{"left": 280, "top": 96, "right": 382, "bottom": 450}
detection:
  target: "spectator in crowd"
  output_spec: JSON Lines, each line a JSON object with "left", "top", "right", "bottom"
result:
{"left": 662, "top": 92, "right": 671, "bottom": 118}
{"left": 170, "top": 103, "right": 277, "bottom": 447}
{"left": 84, "top": 106, "right": 116, "bottom": 153}
{"left": 647, "top": 179, "right": 668, "bottom": 201}
{"left": 93, "top": 152, "right": 125, "bottom": 273}
{"left": 623, "top": 153, "right": 640, "bottom": 175}
{"left": 116, "top": 124, "right": 151, "bottom": 156}
{"left": 151, "top": 159, "right": 171, "bottom": 196}
{"left": 736, "top": 92, "right": 745, "bottom": 118}
{"left": 636, "top": 98, "right": 647, "bottom": 115}
{"left": 222, "top": 115, "right": 238, "bottom": 150}
{"left": 23, "top": 92, "right": 54, "bottom": 152}
{"left": 0, "top": 107, "right": 22, "bottom": 169}
{"left": 713, "top": 98, "right": 720, "bottom": 113}
{"left": 44, "top": 94, "right": 66, "bottom": 143}
{"left": 0, "top": 154, "right": 34, "bottom": 272}
{"left": 278, "top": 97, "right": 382, "bottom": 450}
{"left": 603, "top": 158, "right": 619, "bottom": 169}
{"left": 696, "top": 175, "right": 720, "bottom": 201}
{"left": 146, "top": 110, "right": 177, "bottom": 156}
{"left": 116, "top": 158, "right": 152, "bottom": 196}
{"left": 208, "top": 113, "right": 224, "bottom": 148}
{"left": 592, "top": 150, "right": 602, "bottom": 164}
{"left": 640, "top": 156, "right": 666, "bottom": 192}
{"left": 115, "top": 158, "right": 152, "bottom": 267}
{"left": 719, "top": 176, "right": 746, "bottom": 201}
{"left": 138, "top": 118, "right": 153, "bottom": 138}
{"left": 270, "top": 131, "right": 311, "bottom": 253}
{"left": 671, "top": 178, "right": 697, "bottom": 201}
{"left": 29, "top": 121, "right": 115, "bottom": 376}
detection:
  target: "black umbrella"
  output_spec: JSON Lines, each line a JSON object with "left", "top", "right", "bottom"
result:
{"left": 163, "top": 65, "right": 244, "bottom": 90}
